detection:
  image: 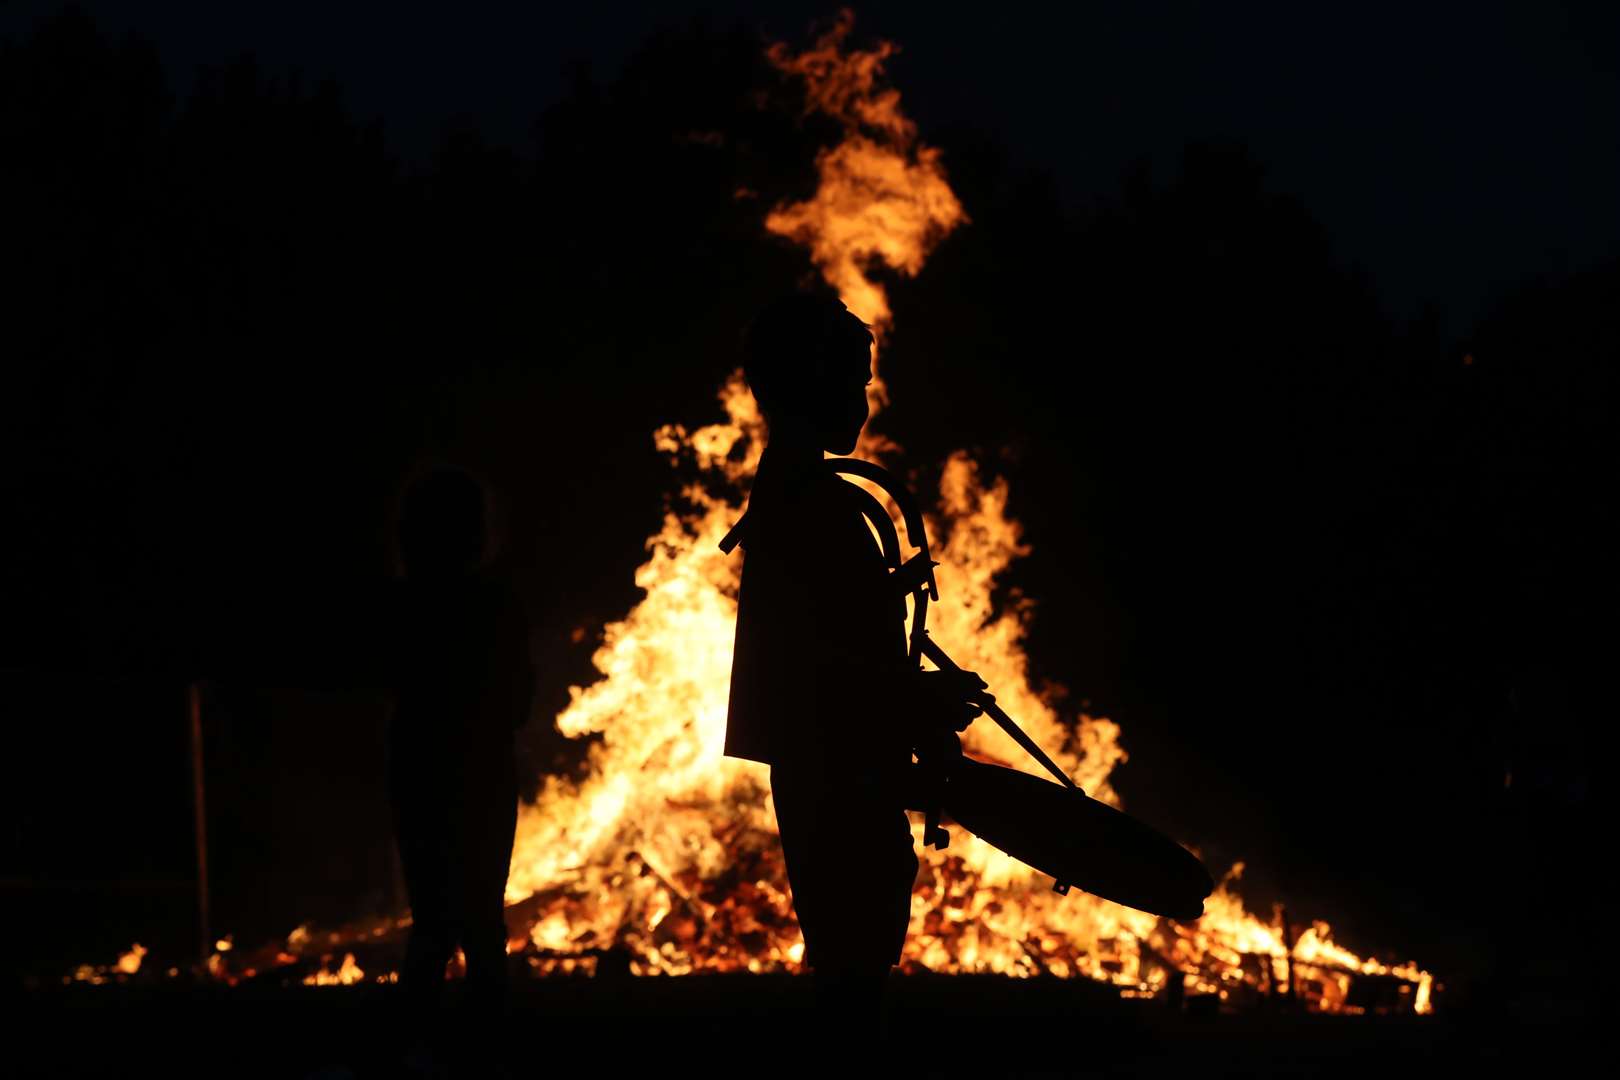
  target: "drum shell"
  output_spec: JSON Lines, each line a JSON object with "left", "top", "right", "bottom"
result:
{"left": 941, "top": 757, "right": 1213, "bottom": 921}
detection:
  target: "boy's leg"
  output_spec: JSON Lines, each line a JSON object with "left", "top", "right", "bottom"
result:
{"left": 439, "top": 787, "right": 518, "bottom": 1076}
{"left": 460, "top": 793, "right": 518, "bottom": 1019}
{"left": 771, "top": 764, "right": 919, "bottom": 1041}
{"left": 397, "top": 820, "right": 455, "bottom": 1023}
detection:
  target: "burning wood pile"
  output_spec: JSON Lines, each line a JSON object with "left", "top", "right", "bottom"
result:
{"left": 59, "top": 13, "right": 1432, "bottom": 1017}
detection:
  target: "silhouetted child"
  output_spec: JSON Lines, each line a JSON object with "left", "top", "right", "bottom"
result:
{"left": 724, "top": 294, "right": 981, "bottom": 1041}
{"left": 387, "top": 466, "right": 532, "bottom": 1060}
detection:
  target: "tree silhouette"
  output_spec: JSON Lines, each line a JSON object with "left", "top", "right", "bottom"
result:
{"left": 2, "top": 7, "right": 1606, "bottom": 992}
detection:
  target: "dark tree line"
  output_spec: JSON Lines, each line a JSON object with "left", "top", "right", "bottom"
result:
{"left": 2, "top": 6, "right": 1608, "bottom": 1000}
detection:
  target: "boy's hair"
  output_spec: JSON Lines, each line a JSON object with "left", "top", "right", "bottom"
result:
{"left": 743, "top": 293, "right": 873, "bottom": 416}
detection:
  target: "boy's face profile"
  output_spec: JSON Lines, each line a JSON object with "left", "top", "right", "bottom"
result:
{"left": 747, "top": 296, "right": 875, "bottom": 455}
{"left": 809, "top": 341, "right": 873, "bottom": 455}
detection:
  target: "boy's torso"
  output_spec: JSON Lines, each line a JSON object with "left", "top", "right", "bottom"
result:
{"left": 724, "top": 451, "right": 909, "bottom": 767}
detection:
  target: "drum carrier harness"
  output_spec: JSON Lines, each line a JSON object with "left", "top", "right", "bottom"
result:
{"left": 721, "top": 456, "right": 1082, "bottom": 893}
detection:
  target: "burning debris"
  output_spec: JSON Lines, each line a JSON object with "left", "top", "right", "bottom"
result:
{"left": 66, "top": 943, "right": 150, "bottom": 985}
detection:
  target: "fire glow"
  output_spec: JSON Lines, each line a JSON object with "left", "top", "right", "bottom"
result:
{"left": 498, "top": 13, "right": 1433, "bottom": 1014}
{"left": 64, "top": 14, "right": 1432, "bottom": 1016}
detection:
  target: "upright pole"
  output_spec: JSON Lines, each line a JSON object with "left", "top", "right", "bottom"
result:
{"left": 1278, "top": 904, "right": 1295, "bottom": 1004}
{"left": 189, "top": 682, "right": 211, "bottom": 970}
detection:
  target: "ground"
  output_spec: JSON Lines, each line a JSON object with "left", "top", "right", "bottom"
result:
{"left": 12, "top": 973, "right": 1591, "bottom": 1078}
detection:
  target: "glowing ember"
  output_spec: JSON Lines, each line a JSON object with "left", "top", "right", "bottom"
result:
{"left": 64, "top": 942, "right": 148, "bottom": 985}
{"left": 116, "top": 943, "right": 147, "bottom": 975}
{"left": 303, "top": 953, "right": 365, "bottom": 987}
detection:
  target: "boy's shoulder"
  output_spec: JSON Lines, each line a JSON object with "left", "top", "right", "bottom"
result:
{"left": 743, "top": 469, "right": 867, "bottom": 554}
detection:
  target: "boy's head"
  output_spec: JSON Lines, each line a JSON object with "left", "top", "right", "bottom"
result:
{"left": 398, "top": 466, "right": 488, "bottom": 578}
{"left": 743, "top": 293, "right": 874, "bottom": 455}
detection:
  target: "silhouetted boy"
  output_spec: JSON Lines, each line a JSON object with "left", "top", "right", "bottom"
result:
{"left": 725, "top": 294, "right": 980, "bottom": 1038}
{"left": 387, "top": 467, "right": 533, "bottom": 1046}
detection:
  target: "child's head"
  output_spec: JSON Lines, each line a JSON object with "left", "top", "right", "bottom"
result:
{"left": 398, "top": 466, "right": 488, "bottom": 578}
{"left": 743, "top": 293, "right": 874, "bottom": 455}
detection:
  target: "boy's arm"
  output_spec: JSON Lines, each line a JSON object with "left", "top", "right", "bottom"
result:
{"left": 750, "top": 493, "right": 984, "bottom": 754}
{"left": 779, "top": 567, "right": 982, "bottom": 751}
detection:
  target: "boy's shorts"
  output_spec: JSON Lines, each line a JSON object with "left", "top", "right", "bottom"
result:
{"left": 770, "top": 761, "right": 919, "bottom": 973}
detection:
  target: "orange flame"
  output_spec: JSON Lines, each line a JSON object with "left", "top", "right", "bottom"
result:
{"left": 500, "top": 11, "right": 1432, "bottom": 1012}
{"left": 764, "top": 7, "right": 966, "bottom": 423}
{"left": 68, "top": 13, "right": 1430, "bottom": 1016}
{"left": 116, "top": 943, "right": 146, "bottom": 975}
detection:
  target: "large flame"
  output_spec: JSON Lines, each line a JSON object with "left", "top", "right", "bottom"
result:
{"left": 763, "top": 9, "right": 967, "bottom": 342}
{"left": 500, "top": 13, "right": 1431, "bottom": 1013}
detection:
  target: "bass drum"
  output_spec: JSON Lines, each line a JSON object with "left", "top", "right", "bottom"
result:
{"left": 941, "top": 757, "right": 1213, "bottom": 921}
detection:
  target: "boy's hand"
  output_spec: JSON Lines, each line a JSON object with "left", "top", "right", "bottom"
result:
{"left": 916, "top": 668, "right": 993, "bottom": 733}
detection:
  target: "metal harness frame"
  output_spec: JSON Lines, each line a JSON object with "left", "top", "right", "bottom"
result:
{"left": 720, "top": 456, "right": 1079, "bottom": 876}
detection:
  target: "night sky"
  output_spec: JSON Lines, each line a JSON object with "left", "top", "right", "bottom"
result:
{"left": 9, "top": 0, "right": 1616, "bottom": 331}
{"left": 2, "top": 1, "right": 1611, "bottom": 1001}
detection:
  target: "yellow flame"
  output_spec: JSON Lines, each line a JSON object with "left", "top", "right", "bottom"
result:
{"left": 499, "top": 11, "right": 1431, "bottom": 1013}
{"left": 303, "top": 953, "right": 365, "bottom": 987}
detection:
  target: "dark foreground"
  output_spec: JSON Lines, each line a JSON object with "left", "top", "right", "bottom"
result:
{"left": 12, "top": 974, "right": 1592, "bottom": 1078}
